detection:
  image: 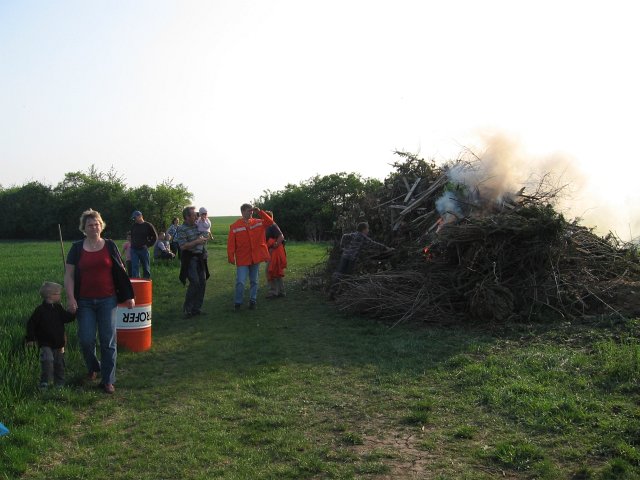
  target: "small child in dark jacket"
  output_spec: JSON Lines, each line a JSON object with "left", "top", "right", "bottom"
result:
{"left": 26, "top": 282, "right": 76, "bottom": 388}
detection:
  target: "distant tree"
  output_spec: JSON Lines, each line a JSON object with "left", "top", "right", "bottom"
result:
{"left": 0, "top": 182, "right": 56, "bottom": 239}
{"left": 129, "top": 180, "right": 192, "bottom": 231}
{"left": 387, "top": 150, "right": 438, "bottom": 183}
{"left": 54, "top": 166, "right": 129, "bottom": 240}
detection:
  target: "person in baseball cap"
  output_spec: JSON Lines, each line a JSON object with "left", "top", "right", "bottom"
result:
{"left": 129, "top": 210, "right": 157, "bottom": 278}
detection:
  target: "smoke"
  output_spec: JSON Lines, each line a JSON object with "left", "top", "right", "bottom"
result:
{"left": 435, "top": 190, "right": 463, "bottom": 218}
{"left": 433, "top": 131, "right": 640, "bottom": 241}
{"left": 576, "top": 190, "right": 640, "bottom": 242}
{"left": 451, "top": 134, "right": 527, "bottom": 205}
{"left": 435, "top": 132, "right": 575, "bottom": 214}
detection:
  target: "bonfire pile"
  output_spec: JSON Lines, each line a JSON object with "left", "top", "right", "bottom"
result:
{"left": 327, "top": 152, "right": 640, "bottom": 324}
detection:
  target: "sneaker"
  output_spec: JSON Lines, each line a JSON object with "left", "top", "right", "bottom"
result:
{"left": 193, "top": 310, "right": 206, "bottom": 316}
{"left": 249, "top": 302, "right": 257, "bottom": 310}
{"left": 39, "top": 382, "right": 49, "bottom": 390}
{"left": 87, "top": 371, "right": 98, "bottom": 381}
{"left": 184, "top": 310, "right": 194, "bottom": 319}
{"left": 103, "top": 384, "right": 115, "bottom": 394}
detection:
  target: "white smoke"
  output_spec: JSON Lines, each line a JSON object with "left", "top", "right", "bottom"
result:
{"left": 430, "top": 131, "right": 640, "bottom": 241}
{"left": 451, "top": 135, "right": 526, "bottom": 205}
{"left": 434, "top": 132, "right": 586, "bottom": 217}
{"left": 435, "top": 190, "right": 463, "bottom": 218}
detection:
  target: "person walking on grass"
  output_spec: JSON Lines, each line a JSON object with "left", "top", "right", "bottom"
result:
{"left": 65, "top": 209, "right": 135, "bottom": 394}
{"left": 130, "top": 210, "right": 157, "bottom": 278}
{"left": 227, "top": 204, "right": 274, "bottom": 310}
{"left": 25, "top": 282, "right": 75, "bottom": 389}
{"left": 176, "top": 206, "right": 209, "bottom": 318}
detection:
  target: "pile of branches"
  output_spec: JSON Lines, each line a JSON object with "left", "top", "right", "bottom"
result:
{"left": 327, "top": 153, "right": 640, "bottom": 324}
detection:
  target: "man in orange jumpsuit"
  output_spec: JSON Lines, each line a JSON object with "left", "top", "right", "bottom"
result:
{"left": 227, "top": 204, "right": 274, "bottom": 310}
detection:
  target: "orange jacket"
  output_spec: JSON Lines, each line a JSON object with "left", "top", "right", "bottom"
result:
{"left": 267, "top": 238, "right": 287, "bottom": 281}
{"left": 227, "top": 210, "right": 274, "bottom": 266}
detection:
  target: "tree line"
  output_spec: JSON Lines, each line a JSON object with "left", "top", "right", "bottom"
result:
{"left": 255, "top": 173, "right": 382, "bottom": 241}
{"left": 0, "top": 166, "right": 192, "bottom": 241}
{"left": 1, "top": 154, "right": 430, "bottom": 242}
{"left": 254, "top": 153, "right": 435, "bottom": 241}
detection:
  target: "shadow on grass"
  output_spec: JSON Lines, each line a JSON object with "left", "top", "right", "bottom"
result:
{"left": 117, "top": 276, "right": 498, "bottom": 395}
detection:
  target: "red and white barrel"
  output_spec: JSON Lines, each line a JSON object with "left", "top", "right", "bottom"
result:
{"left": 115, "top": 279, "right": 152, "bottom": 352}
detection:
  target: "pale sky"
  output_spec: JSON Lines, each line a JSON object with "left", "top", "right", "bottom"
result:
{"left": 1, "top": 1, "right": 639, "bottom": 237}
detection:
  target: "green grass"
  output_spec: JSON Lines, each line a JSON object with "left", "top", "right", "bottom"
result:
{"left": 210, "top": 215, "right": 237, "bottom": 238}
{"left": 1, "top": 239, "right": 640, "bottom": 479}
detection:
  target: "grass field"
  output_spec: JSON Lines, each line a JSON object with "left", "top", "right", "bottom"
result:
{"left": 1, "top": 223, "right": 640, "bottom": 479}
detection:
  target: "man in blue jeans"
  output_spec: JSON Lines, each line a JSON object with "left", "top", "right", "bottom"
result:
{"left": 176, "top": 206, "right": 209, "bottom": 318}
{"left": 130, "top": 210, "right": 158, "bottom": 278}
{"left": 227, "top": 204, "right": 273, "bottom": 310}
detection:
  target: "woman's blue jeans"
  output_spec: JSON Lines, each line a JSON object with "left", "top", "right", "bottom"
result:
{"left": 77, "top": 296, "right": 118, "bottom": 385}
{"left": 234, "top": 264, "right": 260, "bottom": 305}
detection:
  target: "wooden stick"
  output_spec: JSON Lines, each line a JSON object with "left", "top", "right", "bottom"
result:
{"left": 403, "top": 178, "right": 421, "bottom": 203}
{"left": 58, "top": 224, "right": 66, "bottom": 276}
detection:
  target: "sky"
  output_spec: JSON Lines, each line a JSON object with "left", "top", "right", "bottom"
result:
{"left": 1, "top": 1, "right": 639, "bottom": 237}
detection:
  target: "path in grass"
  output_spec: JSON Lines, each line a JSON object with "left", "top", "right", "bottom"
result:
{"left": 19, "top": 243, "right": 494, "bottom": 479}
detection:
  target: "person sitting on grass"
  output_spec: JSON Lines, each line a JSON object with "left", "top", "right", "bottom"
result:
{"left": 154, "top": 232, "right": 175, "bottom": 260}
{"left": 25, "top": 281, "right": 76, "bottom": 389}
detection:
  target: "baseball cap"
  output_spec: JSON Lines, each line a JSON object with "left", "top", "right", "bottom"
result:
{"left": 131, "top": 210, "right": 142, "bottom": 219}
{"left": 199, "top": 207, "right": 207, "bottom": 215}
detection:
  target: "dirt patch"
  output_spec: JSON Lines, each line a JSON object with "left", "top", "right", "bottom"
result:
{"left": 353, "top": 429, "right": 434, "bottom": 479}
